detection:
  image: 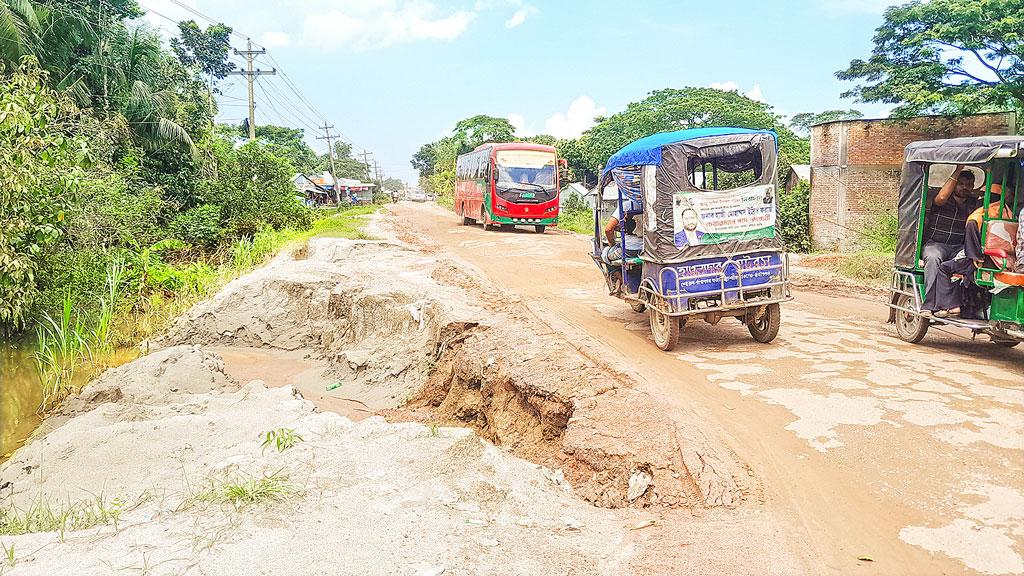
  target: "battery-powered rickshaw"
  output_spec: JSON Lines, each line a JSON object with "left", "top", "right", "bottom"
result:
{"left": 592, "top": 127, "right": 793, "bottom": 351}
{"left": 889, "top": 136, "right": 1024, "bottom": 347}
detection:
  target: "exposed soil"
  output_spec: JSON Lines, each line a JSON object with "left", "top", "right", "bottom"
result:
{"left": 0, "top": 213, "right": 810, "bottom": 574}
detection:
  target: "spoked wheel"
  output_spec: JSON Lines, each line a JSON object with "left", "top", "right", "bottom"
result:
{"left": 630, "top": 301, "right": 647, "bottom": 313}
{"left": 748, "top": 303, "right": 781, "bottom": 343}
{"left": 535, "top": 225, "right": 546, "bottom": 233}
{"left": 894, "top": 293, "right": 929, "bottom": 343}
{"left": 649, "top": 306, "right": 680, "bottom": 351}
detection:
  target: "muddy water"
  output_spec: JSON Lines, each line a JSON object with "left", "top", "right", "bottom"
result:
{"left": 1, "top": 342, "right": 137, "bottom": 458}
{"left": 0, "top": 342, "right": 43, "bottom": 457}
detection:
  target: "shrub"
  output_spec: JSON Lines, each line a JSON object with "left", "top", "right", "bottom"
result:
{"left": 170, "top": 204, "right": 223, "bottom": 249}
{"left": 777, "top": 181, "right": 811, "bottom": 253}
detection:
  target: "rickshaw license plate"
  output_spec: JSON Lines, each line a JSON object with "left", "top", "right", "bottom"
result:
{"left": 520, "top": 192, "right": 536, "bottom": 199}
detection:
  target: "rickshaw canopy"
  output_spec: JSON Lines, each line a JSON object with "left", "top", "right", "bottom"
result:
{"left": 599, "top": 127, "right": 783, "bottom": 263}
{"left": 895, "top": 136, "right": 1024, "bottom": 268}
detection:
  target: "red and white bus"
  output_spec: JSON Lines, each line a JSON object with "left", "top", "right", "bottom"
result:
{"left": 454, "top": 143, "right": 560, "bottom": 233}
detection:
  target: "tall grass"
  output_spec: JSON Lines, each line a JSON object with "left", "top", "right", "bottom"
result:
{"left": 33, "top": 293, "right": 90, "bottom": 412}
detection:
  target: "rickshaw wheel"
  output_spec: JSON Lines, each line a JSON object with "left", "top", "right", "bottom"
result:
{"left": 894, "top": 293, "right": 929, "bottom": 343}
{"left": 747, "top": 303, "right": 781, "bottom": 343}
{"left": 630, "top": 301, "right": 646, "bottom": 313}
{"left": 649, "top": 308, "right": 680, "bottom": 351}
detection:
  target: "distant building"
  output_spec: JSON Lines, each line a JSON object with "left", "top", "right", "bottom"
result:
{"left": 784, "top": 164, "right": 810, "bottom": 193}
{"left": 809, "top": 112, "right": 1017, "bottom": 251}
{"left": 559, "top": 183, "right": 592, "bottom": 208}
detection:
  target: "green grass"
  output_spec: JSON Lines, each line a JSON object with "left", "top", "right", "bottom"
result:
{"left": 190, "top": 472, "right": 298, "bottom": 510}
{"left": 800, "top": 251, "right": 893, "bottom": 284}
{"left": 261, "top": 428, "right": 303, "bottom": 453}
{"left": 558, "top": 206, "right": 595, "bottom": 236}
{"left": 0, "top": 495, "right": 128, "bottom": 540}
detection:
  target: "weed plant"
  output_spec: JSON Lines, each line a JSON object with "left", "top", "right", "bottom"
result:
{"left": 190, "top": 472, "right": 297, "bottom": 510}
{"left": 261, "top": 428, "right": 303, "bottom": 453}
{"left": 0, "top": 495, "right": 127, "bottom": 541}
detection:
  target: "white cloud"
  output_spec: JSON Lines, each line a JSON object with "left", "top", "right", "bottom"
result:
{"left": 710, "top": 81, "right": 766, "bottom": 102}
{"left": 510, "top": 95, "right": 605, "bottom": 140}
{"left": 505, "top": 4, "right": 539, "bottom": 28}
{"left": 261, "top": 31, "right": 290, "bottom": 48}
{"left": 302, "top": 1, "right": 475, "bottom": 52}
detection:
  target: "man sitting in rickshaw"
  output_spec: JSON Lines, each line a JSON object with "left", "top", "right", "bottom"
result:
{"left": 602, "top": 198, "right": 643, "bottom": 263}
{"left": 931, "top": 181, "right": 1017, "bottom": 317}
{"left": 922, "top": 166, "right": 979, "bottom": 312}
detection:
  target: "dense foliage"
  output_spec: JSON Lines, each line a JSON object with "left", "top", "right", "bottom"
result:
{"left": 0, "top": 2, "right": 330, "bottom": 336}
{"left": 837, "top": 0, "right": 1024, "bottom": 116}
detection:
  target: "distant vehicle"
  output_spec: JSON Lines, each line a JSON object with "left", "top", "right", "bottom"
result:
{"left": 592, "top": 127, "right": 792, "bottom": 351}
{"left": 408, "top": 189, "right": 427, "bottom": 202}
{"left": 888, "top": 136, "right": 1023, "bottom": 347}
{"left": 454, "top": 142, "right": 560, "bottom": 233}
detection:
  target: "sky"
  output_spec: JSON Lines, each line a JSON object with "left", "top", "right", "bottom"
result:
{"left": 138, "top": 0, "right": 905, "bottom": 185}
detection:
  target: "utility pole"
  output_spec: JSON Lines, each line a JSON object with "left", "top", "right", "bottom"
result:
{"left": 359, "top": 151, "right": 373, "bottom": 182}
{"left": 316, "top": 123, "right": 340, "bottom": 204}
{"left": 229, "top": 39, "right": 275, "bottom": 141}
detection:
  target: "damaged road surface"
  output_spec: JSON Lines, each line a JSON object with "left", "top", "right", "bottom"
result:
{"left": 0, "top": 222, "right": 805, "bottom": 575}
{"left": 389, "top": 202, "right": 1024, "bottom": 576}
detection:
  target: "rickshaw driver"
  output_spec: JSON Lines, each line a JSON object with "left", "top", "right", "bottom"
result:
{"left": 603, "top": 198, "right": 643, "bottom": 263}
{"left": 921, "top": 166, "right": 980, "bottom": 312}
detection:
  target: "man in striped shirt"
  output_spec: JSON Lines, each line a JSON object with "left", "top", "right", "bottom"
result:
{"left": 921, "top": 166, "right": 979, "bottom": 312}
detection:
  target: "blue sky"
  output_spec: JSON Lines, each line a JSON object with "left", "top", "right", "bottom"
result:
{"left": 140, "top": 0, "right": 902, "bottom": 184}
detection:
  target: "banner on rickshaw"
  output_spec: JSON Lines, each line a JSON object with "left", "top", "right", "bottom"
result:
{"left": 672, "top": 185, "right": 776, "bottom": 247}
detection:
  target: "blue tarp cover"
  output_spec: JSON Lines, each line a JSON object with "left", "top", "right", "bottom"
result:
{"left": 603, "top": 127, "right": 777, "bottom": 175}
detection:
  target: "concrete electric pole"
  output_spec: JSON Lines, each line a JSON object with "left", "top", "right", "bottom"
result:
{"left": 229, "top": 39, "right": 276, "bottom": 141}
{"left": 316, "top": 123, "right": 340, "bottom": 204}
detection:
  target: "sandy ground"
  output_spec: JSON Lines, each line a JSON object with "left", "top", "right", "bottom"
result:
{"left": 388, "top": 201, "right": 1024, "bottom": 576}
{"left": 0, "top": 217, "right": 810, "bottom": 575}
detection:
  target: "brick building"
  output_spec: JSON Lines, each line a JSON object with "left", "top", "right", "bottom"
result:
{"left": 809, "top": 112, "right": 1017, "bottom": 251}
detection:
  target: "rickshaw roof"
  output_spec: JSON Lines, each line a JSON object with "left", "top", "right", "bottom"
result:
{"left": 603, "top": 127, "right": 777, "bottom": 175}
{"left": 903, "top": 135, "right": 1024, "bottom": 165}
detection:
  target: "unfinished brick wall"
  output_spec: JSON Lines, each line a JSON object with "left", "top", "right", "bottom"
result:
{"left": 809, "top": 112, "right": 1017, "bottom": 251}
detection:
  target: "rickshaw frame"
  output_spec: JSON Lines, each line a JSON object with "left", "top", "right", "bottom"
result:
{"left": 887, "top": 136, "right": 1024, "bottom": 345}
{"left": 591, "top": 127, "right": 793, "bottom": 348}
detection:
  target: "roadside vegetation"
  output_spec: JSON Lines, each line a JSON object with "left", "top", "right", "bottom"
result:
{"left": 0, "top": 1, "right": 387, "bottom": 414}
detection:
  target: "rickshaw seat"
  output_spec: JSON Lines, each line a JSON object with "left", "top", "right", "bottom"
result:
{"left": 983, "top": 220, "right": 1018, "bottom": 271}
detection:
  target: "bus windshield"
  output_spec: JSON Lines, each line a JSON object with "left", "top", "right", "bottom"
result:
{"left": 495, "top": 150, "right": 557, "bottom": 202}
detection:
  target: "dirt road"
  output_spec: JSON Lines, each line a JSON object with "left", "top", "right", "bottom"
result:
{"left": 391, "top": 201, "right": 1024, "bottom": 576}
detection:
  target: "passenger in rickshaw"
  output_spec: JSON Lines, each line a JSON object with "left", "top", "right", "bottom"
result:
{"left": 921, "top": 166, "right": 980, "bottom": 312}
{"left": 930, "top": 181, "right": 1018, "bottom": 317}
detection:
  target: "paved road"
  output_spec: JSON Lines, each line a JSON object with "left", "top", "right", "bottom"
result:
{"left": 392, "top": 202, "right": 1023, "bottom": 576}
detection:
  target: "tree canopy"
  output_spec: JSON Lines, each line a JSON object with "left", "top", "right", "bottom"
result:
{"left": 837, "top": 0, "right": 1024, "bottom": 116}
{"left": 789, "top": 109, "right": 864, "bottom": 135}
{"left": 171, "top": 20, "right": 236, "bottom": 85}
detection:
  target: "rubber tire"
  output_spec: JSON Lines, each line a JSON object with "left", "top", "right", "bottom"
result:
{"left": 894, "top": 293, "right": 929, "bottom": 344}
{"left": 500, "top": 224, "right": 514, "bottom": 231}
{"left": 748, "top": 303, "right": 781, "bottom": 344}
{"left": 460, "top": 204, "right": 474, "bottom": 226}
{"left": 649, "top": 308, "right": 680, "bottom": 351}
{"left": 630, "top": 302, "right": 647, "bottom": 313}
{"left": 993, "top": 339, "right": 1020, "bottom": 348}
{"left": 535, "top": 225, "right": 546, "bottom": 233}
{"left": 480, "top": 207, "right": 492, "bottom": 231}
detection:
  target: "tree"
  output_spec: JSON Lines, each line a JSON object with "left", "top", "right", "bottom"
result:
{"left": 789, "top": 109, "right": 864, "bottom": 135}
{"left": 572, "top": 87, "right": 804, "bottom": 175}
{"left": 171, "top": 20, "right": 236, "bottom": 85}
{"left": 382, "top": 178, "right": 404, "bottom": 192}
{"left": 837, "top": 0, "right": 1024, "bottom": 116}
{"left": 452, "top": 115, "right": 516, "bottom": 153}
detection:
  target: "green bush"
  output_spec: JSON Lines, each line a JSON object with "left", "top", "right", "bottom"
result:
{"left": 777, "top": 181, "right": 811, "bottom": 253}
{"left": 171, "top": 204, "right": 223, "bottom": 249}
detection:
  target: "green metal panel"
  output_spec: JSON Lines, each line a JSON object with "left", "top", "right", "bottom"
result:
{"left": 990, "top": 287, "right": 1024, "bottom": 323}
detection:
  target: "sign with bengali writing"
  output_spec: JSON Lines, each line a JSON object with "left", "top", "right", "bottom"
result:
{"left": 672, "top": 185, "right": 776, "bottom": 247}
